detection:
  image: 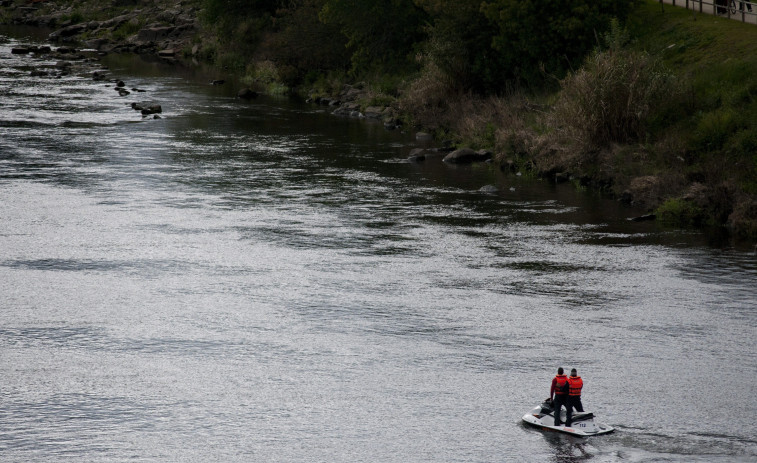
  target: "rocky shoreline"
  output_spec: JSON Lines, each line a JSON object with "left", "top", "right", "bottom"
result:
{"left": 2, "top": 1, "right": 405, "bottom": 132}
{"left": 2, "top": 0, "right": 197, "bottom": 61}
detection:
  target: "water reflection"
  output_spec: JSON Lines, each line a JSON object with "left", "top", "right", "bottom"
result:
{"left": 1, "top": 28, "right": 756, "bottom": 463}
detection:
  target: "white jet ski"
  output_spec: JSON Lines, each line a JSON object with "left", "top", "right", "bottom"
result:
{"left": 522, "top": 399, "right": 614, "bottom": 437}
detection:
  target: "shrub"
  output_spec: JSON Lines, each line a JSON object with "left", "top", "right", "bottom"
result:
{"left": 398, "top": 62, "right": 457, "bottom": 131}
{"left": 656, "top": 198, "right": 704, "bottom": 227}
{"left": 693, "top": 108, "right": 740, "bottom": 152}
{"left": 547, "top": 48, "right": 678, "bottom": 150}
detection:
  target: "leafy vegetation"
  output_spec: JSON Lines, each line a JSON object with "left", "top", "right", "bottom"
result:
{"left": 197, "top": 0, "right": 634, "bottom": 91}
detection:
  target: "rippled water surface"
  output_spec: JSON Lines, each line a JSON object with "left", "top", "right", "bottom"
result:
{"left": 1, "top": 28, "right": 756, "bottom": 462}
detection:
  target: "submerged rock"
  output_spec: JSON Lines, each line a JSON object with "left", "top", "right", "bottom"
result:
{"left": 630, "top": 214, "right": 657, "bottom": 222}
{"left": 140, "top": 104, "right": 163, "bottom": 115}
{"left": 237, "top": 88, "right": 258, "bottom": 99}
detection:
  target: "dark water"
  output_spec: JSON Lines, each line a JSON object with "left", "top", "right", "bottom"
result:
{"left": 1, "top": 27, "right": 756, "bottom": 462}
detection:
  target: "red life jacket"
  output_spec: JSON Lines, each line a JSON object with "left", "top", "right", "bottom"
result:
{"left": 567, "top": 376, "right": 583, "bottom": 396}
{"left": 553, "top": 374, "right": 568, "bottom": 395}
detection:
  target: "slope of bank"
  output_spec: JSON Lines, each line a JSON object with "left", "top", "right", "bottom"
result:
{"left": 501, "top": 2, "right": 757, "bottom": 240}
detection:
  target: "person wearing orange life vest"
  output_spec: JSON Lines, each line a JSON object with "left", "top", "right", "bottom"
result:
{"left": 549, "top": 367, "right": 569, "bottom": 426}
{"left": 565, "top": 368, "right": 584, "bottom": 427}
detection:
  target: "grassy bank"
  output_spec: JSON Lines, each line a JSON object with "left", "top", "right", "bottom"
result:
{"left": 399, "top": 1, "right": 757, "bottom": 239}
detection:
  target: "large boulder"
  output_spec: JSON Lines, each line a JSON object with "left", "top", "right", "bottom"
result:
{"left": 137, "top": 26, "right": 175, "bottom": 43}
{"left": 49, "top": 23, "right": 87, "bottom": 40}
{"left": 443, "top": 148, "right": 492, "bottom": 164}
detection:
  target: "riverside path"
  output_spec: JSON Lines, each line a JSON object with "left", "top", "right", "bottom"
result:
{"left": 660, "top": 0, "right": 757, "bottom": 24}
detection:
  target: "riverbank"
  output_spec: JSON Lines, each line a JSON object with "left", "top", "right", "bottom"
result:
{"left": 0, "top": 0, "right": 199, "bottom": 60}
{"left": 2, "top": 0, "right": 756, "bottom": 240}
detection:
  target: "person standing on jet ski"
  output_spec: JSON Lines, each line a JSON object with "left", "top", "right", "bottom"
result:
{"left": 565, "top": 368, "right": 584, "bottom": 427}
{"left": 550, "top": 367, "right": 569, "bottom": 426}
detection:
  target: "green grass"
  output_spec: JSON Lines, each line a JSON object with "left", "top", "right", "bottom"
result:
{"left": 656, "top": 197, "right": 705, "bottom": 226}
{"left": 624, "top": 1, "right": 757, "bottom": 231}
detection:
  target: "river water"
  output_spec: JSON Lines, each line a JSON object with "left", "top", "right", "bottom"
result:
{"left": 1, "top": 28, "right": 756, "bottom": 462}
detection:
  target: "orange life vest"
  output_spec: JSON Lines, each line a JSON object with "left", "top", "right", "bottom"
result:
{"left": 567, "top": 376, "right": 583, "bottom": 396}
{"left": 554, "top": 374, "right": 568, "bottom": 395}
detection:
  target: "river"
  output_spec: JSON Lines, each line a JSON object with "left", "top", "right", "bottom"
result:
{"left": 1, "top": 27, "right": 755, "bottom": 462}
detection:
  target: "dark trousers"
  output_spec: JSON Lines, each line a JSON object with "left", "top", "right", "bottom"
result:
{"left": 565, "top": 396, "right": 584, "bottom": 427}
{"left": 553, "top": 395, "right": 567, "bottom": 425}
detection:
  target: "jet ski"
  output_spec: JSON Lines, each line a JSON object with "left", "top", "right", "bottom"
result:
{"left": 522, "top": 399, "right": 614, "bottom": 437}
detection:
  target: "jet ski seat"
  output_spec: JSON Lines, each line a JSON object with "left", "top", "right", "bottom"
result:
{"left": 571, "top": 411, "right": 595, "bottom": 422}
{"left": 539, "top": 401, "right": 594, "bottom": 422}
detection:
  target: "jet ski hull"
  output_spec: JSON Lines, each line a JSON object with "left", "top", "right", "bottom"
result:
{"left": 521, "top": 401, "right": 614, "bottom": 437}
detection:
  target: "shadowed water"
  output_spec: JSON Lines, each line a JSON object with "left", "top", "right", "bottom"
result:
{"left": 1, "top": 27, "right": 755, "bottom": 462}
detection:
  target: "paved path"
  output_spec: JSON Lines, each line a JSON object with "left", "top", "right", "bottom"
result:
{"left": 660, "top": 0, "right": 757, "bottom": 24}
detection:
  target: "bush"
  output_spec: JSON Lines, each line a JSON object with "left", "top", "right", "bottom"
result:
{"left": 693, "top": 108, "right": 740, "bottom": 152}
{"left": 656, "top": 198, "right": 704, "bottom": 226}
{"left": 547, "top": 48, "right": 678, "bottom": 150}
{"left": 398, "top": 62, "right": 457, "bottom": 131}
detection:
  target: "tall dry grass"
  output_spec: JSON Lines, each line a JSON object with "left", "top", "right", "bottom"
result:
{"left": 546, "top": 49, "right": 677, "bottom": 151}
{"left": 399, "top": 62, "right": 535, "bottom": 155}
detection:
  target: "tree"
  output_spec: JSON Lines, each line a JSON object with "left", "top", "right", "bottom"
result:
{"left": 481, "top": 0, "right": 637, "bottom": 86}
{"left": 415, "top": 0, "right": 504, "bottom": 93}
{"left": 319, "top": 0, "right": 427, "bottom": 75}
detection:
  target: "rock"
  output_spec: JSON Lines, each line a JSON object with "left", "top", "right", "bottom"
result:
{"left": 479, "top": 185, "right": 499, "bottom": 193}
{"left": 50, "top": 23, "right": 87, "bottom": 40}
{"left": 84, "top": 38, "right": 110, "bottom": 50}
{"left": 554, "top": 172, "right": 569, "bottom": 183}
{"left": 30, "top": 70, "right": 49, "bottom": 77}
{"left": 35, "top": 46, "right": 52, "bottom": 54}
{"left": 237, "top": 88, "right": 258, "bottom": 99}
{"left": 11, "top": 47, "right": 31, "bottom": 54}
{"left": 116, "top": 80, "right": 125, "bottom": 87}
{"left": 140, "top": 105, "right": 162, "bottom": 115}
{"left": 407, "top": 148, "right": 427, "bottom": 162}
{"left": 443, "top": 148, "right": 492, "bottom": 164}
{"left": 629, "top": 214, "right": 657, "bottom": 222}
{"left": 101, "top": 14, "right": 132, "bottom": 30}
{"left": 210, "top": 79, "right": 224, "bottom": 85}
{"left": 158, "top": 49, "right": 176, "bottom": 58}
{"left": 363, "top": 106, "right": 385, "bottom": 119}
{"left": 131, "top": 102, "right": 144, "bottom": 111}
{"left": 416, "top": 132, "right": 433, "bottom": 141}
